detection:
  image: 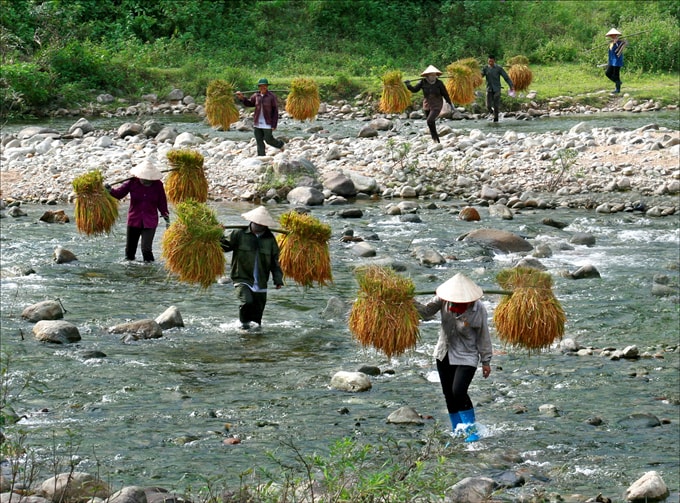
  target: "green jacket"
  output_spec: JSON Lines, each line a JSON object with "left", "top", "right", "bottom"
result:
{"left": 220, "top": 227, "right": 284, "bottom": 289}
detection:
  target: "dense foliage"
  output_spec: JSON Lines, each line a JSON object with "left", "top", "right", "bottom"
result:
{"left": 1, "top": 0, "right": 678, "bottom": 117}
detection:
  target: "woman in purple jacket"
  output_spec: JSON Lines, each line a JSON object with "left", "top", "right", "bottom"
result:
{"left": 236, "top": 78, "right": 285, "bottom": 156}
{"left": 107, "top": 161, "right": 170, "bottom": 262}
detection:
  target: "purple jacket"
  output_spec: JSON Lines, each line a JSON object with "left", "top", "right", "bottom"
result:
{"left": 240, "top": 91, "right": 279, "bottom": 129}
{"left": 110, "top": 178, "right": 169, "bottom": 229}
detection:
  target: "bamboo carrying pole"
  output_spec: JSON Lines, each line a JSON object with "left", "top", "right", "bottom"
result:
{"left": 349, "top": 266, "right": 566, "bottom": 357}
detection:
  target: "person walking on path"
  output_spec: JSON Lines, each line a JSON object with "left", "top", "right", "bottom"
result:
{"left": 481, "top": 55, "right": 514, "bottom": 122}
{"left": 604, "top": 28, "right": 628, "bottom": 94}
{"left": 416, "top": 273, "right": 493, "bottom": 442}
{"left": 236, "top": 78, "right": 285, "bottom": 156}
{"left": 220, "top": 206, "right": 284, "bottom": 331}
{"left": 405, "top": 65, "right": 453, "bottom": 143}
{"left": 107, "top": 160, "right": 169, "bottom": 263}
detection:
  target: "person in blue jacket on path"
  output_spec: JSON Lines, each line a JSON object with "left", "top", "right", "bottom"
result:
{"left": 604, "top": 28, "right": 628, "bottom": 94}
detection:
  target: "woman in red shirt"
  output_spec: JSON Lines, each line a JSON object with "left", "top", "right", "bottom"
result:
{"left": 108, "top": 161, "right": 170, "bottom": 262}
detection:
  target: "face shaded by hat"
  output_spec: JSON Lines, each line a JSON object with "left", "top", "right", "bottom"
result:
{"left": 436, "top": 273, "right": 483, "bottom": 303}
{"left": 420, "top": 65, "right": 442, "bottom": 76}
{"left": 130, "top": 160, "right": 162, "bottom": 181}
{"left": 241, "top": 206, "right": 278, "bottom": 228}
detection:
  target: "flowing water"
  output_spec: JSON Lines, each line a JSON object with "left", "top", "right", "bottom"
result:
{"left": 1, "top": 199, "right": 678, "bottom": 500}
{"left": 1, "top": 111, "right": 679, "bottom": 500}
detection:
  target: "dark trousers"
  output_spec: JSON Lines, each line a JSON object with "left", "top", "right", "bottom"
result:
{"left": 125, "top": 226, "right": 157, "bottom": 262}
{"left": 235, "top": 284, "right": 268, "bottom": 325}
{"left": 436, "top": 355, "right": 477, "bottom": 413}
{"left": 254, "top": 127, "right": 284, "bottom": 156}
{"left": 486, "top": 90, "right": 501, "bottom": 120}
{"left": 605, "top": 65, "right": 622, "bottom": 89}
{"left": 425, "top": 106, "right": 442, "bottom": 142}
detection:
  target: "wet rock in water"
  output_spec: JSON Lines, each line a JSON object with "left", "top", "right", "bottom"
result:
{"left": 155, "top": 305, "right": 184, "bottom": 330}
{"left": 39, "top": 209, "right": 69, "bottom": 223}
{"left": 32, "top": 320, "right": 81, "bottom": 344}
{"left": 339, "top": 208, "right": 363, "bottom": 218}
{"left": 76, "top": 350, "right": 107, "bottom": 359}
{"left": 459, "top": 206, "right": 481, "bottom": 221}
{"left": 357, "top": 365, "right": 381, "bottom": 376}
{"left": 330, "top": 371, "right": 371, "bottom": 392}
{"left": 53, "top": 246, "right": 77, "bottom": 264}
{"left": 22, "top": 300, "right": 64, "bottom": 322}
{"left": 386, "top": 406, "right": 424, "bottom": 425}
{"left": 399, "top": 213, "right": 422, "bottom": 223}
{"left": 351, "top": 241, "right": 376, "bottom": 257}
{"left": 569, "top": 264, "right": 601, "bottom": 279}
{"left": 625, "top": 471, "right": 669, "bottom": 502}
{"left": 40, "top": 472, "right": 110, "bottom": 501}
{"left": 109, "top": 319, "right": 163, "bottom": 341}
{"left": 445, "top": 476, "right": 496, "bottom": 503}
{"left": 413, "top": 246, "right": 446, "bottom": 267}
{"left": 463, "top": 228, "right": 533, "bottom": 253}
{"left": 570, "top": 232, "right": 596, "bottom": 246}
{"left": 7, "top": 206, "right": 28, "bottom": 217}
{"left": 321, "top": 296, "right": 348, "bottom": 320}
{"left": 617, "top": 412, "right": 661, "bottom": 429}
{"left": 542, "top": 218, "right": 569, "bottom": 229}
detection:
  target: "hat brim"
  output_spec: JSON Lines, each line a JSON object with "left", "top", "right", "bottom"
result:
{"left": 130, "top": 162, "right": 162, "bottom": 180}
{"left": 435, "top": 273, "right": 483, "bottom": 303}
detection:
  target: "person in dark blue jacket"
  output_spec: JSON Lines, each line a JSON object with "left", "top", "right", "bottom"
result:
{"left": 604, "top": 28, "right": 628, "bottom": 94}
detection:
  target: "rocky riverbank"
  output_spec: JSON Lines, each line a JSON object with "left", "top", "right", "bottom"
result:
{"left": 1, "top": 95, "right": 679, "bottom": 217}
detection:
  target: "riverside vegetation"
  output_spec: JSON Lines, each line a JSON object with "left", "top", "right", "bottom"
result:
{"left": 1, "top": 0, "right": 679, "bottom": 119}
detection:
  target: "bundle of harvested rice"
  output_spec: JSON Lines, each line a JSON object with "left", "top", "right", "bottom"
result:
{"left": 205, "top": 80, "right": 240, "bottom": 130}
{"left": 445, "top": 63, "right": 475, "bottom": 105}
{"left": 507, "top": 55, "right": 533, "bottom": 92}
{"left": 165, "top": 149, "right": 208, "bottom": 204}
{"left": 285, "top": 78, "right": 321, "bottom": 121}
{"left": 493, "top": 267, "right": 566, "bottom": 351}
{"left": 456, "top": 57, "right": 483, "bottom": 89}
{"left": 277, "top": 210, "right": 332, "bottom": 287}
{"left": 72, "top": 170, "right": 119, "bottom": 235}
{"left": 161, "top": 200, "right": 225, "bottom": 288}
{"left": 379, "top": 70, "right": 412, "bottom": 114}
{"left": 349, "top": 265, "right": 420, "bottom": 358}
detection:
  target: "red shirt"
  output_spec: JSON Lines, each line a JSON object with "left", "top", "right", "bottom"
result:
{"left": 110, "top": 178, "right": 169, "bottom": 229}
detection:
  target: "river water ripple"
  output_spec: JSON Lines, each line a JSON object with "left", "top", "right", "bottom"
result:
{"left": 1, "top": 197, "right": 678, "bottom": 500}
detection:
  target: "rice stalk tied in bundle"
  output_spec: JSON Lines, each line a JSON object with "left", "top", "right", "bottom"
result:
{"left": 507, "top": 55, "right": 533, "bottom": 92}
{"left": 285, "top": 78, "right": 321, "bottom": 121}
{"left": 379, "top": 70, "right": 412, "bottom": 114}
{"left": 161, "top": 199, "right": 225, "bottom": 289}
{"left": 72, "top": 170, "right": 119, "bottom": 235}
{"left": 493, "top": 267, "right": 566, "bottom": 352}
{"left": 205, "top": 79, "right": 240, "bottom": 130}
{"left": 348, "top": 265, "right": 420, "bottom": 358}
{"left": 445, "top": 63, "right": 475, "bottom": 105}
{"left": 456, "top": 57, "right": 483, "bottom": 89}
{"left": 165, "top": 149, "right": 208, "bottom": 204}
{"left": 277, "top": 210, "right": 332, "bottom": 287}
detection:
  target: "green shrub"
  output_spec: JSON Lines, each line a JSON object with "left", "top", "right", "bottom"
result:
{"left": 533, "top": 37, "right": 582, "bottom": 64}
{"left": 0, "top": 63, "right": 52, "bottom": 112}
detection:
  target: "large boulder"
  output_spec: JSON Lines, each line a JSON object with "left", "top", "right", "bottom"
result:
{"left": 22, "top": 300, "right": 64, "bottom": 322}
{"left": 33, "top": 320, "right": 81, "bottom": 344}
{"left": 109, "top": 319, "right": 163, "bottom": 341}
{"left": 463, "top": 229, "right": 533, "bottom": 253}
{"left": 39, "top": 472, "right": 109, "bottom": 502}
{"left": 330, "top": 371, "right": 371, "bottom": 392}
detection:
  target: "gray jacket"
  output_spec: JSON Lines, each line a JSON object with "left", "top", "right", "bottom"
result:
{"left": 418, "top": 297, "right": 492, "bottom": 367}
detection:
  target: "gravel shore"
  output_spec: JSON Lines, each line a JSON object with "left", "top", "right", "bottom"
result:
{"left": 1, "top": 102, "right": 678, "bottom": 217}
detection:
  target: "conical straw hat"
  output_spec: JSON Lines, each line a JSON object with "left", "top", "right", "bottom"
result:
{"left": 130, "top": 160, "right": 162, "bottom": 180}
{"left": 241, "top": 206, "right": 278, "bottom": 228}
{"left": 436, "top": 273, "right": 483, "bottom": 303}
{"left": 420, "top": 65, "right": 442, "bottom": 76}
{"left": 605, "top": 28, "right": 621, "bottom": 37}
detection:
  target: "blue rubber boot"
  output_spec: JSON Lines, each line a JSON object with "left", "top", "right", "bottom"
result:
{"left": 458, "top": 408, "right": 480, "bottom": 442}
{"left": 448, "top": 412, "right": 462, "bottom": 435}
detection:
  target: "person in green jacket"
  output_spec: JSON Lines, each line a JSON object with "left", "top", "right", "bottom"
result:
{"left": 220, "top": 206, "right": 284, "bottom": 331}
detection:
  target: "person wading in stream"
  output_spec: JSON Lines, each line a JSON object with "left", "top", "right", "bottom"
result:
{"left": 405, "top": 65, "right": 453, "bottom": 143}
{"left": 220, "top": 206, "right": 284, "bottom": 332}
{"left": 106, "top": 160, "right": 170, "bottom": 263}
{"left": 416, "top": 273, "right": 492, "bottom": 442}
